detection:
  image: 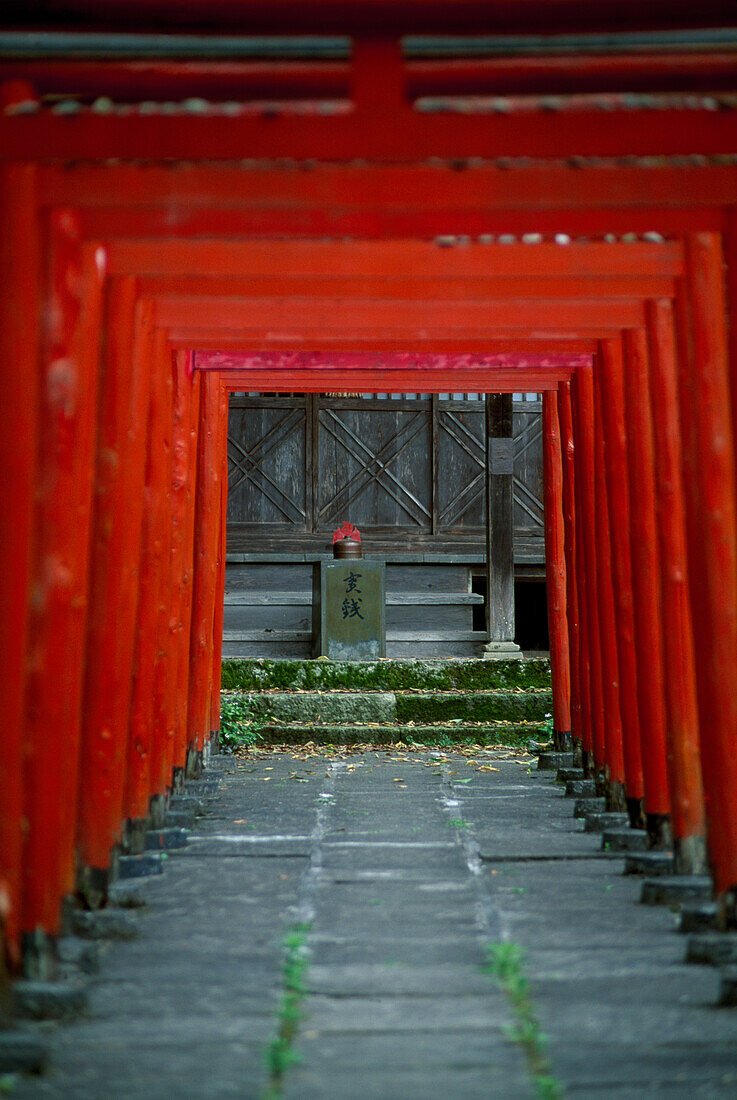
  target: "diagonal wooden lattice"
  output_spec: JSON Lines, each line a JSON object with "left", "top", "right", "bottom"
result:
{"left": 513, "top": 410, "right": 544, "bottom": 531}
{"left": 437, "top": 408, "right": 485, "bottom": 528}
{"left": 227, "top": 406, "right": 306, "bottom": 524}
{"left": 318, "top": 407, "right": 431, "bottom": 527}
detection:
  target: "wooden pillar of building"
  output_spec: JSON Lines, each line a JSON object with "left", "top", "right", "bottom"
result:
{"left": 483, "top": 393, "right": 520, "bottom": 659}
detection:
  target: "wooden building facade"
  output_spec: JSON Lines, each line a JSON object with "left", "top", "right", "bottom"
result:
{"left": 225, "top": 391, "right": 545, "bottom": 657}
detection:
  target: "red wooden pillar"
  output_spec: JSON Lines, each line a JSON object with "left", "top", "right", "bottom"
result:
{"left": 172, "top": 357, "right": 201, "bottom": 784}
{"left": 620, "top": 328, "right": 673, "bottom": 845}
{"left": 557, "top": 382, "right": 583, "bottom": 754}
{"left": 598, "top": 339, "right": 645, "bottom": 824}
{"left": 76, "top": 283, "right": 152, "bottom": 905}
{"left": 677, "top": 233, "right": 737, "bottom": 913}
{"left": 148, "top": 332, "right": 176, "bottom": 802}
{"left": 571, "top": 367, "right": 605, "bottom": 774}
{"left": 0, "top": 164, "right": 40, "bottom": 972}
{"left": 187, "top": 371, "right": 220, "bottom": 774}
{"left": 209, "top": 382, "right": 230, "bottom": 744}
{"left": 124, "top": 326, "right": 172, "bottom": 847}
{"left": 645, "top": 299, "right": 707, "bottom": 873}
{"left": 542, "top": 390, "right": 571, "bottom": 750}
{"left": 592, "top": 363, "right": 626, "bottom": 808}
{"left": 21, "top": 220, "right": 106, "bottom": 968}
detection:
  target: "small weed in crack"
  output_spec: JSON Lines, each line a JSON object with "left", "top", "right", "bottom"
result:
{"left": 483, "top": 941, "right": 563, "bottom": 1099}
{"left": 262, "top": 924, "right": 311, "bottom": 1098}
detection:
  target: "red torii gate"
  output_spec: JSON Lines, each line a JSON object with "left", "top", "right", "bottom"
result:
{"left": 1, "top": 6, "right": 737, "bottom": 980}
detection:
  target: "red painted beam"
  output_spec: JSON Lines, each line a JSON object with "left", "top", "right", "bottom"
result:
{"left": 4, "top": 105, "right": 737, "bottom": 163}
{"left": 7, "top": 52, "right": 737, "bottom": 102}
{"left": 197, "top": 350, "right": 591, "bottom": 372}
{"left": 40, "top": 163, "right": 737, "bottom": 221}
{"left": 138, "top": 274, "right": 678, "bottom": 303}
{"left": 155, "top": 296, "right": 647, "bottom": 332}
{"left": 107, "top": 240, "right": 684, "bottom": 280}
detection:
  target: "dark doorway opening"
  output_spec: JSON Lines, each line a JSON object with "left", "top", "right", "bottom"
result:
{"left": 514, "top": 578, "right": 549, "bottom": 652}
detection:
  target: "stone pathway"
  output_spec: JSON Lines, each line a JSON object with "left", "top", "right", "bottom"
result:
{"left": 10, "top": 749, "right": 737, "bottom": 1098}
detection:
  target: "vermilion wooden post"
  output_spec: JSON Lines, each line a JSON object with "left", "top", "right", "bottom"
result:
{"left": 542, "top": 390, "right": 571, "bottom": 750}
{"left": 0, "top": 164, "right": 40, "bottom": 973}
{"left": 621, "top": 328, "right": 673, "bottom": 847}
{"left": 593, "top": 363, "right": 626, "bottom": 809}
{"left": 173, "top": 359, "right": 201, "bottom": 785}
{"left": 646, "top": 298, "right": 707, "bottom": 874}
{"left": 149, "top": 331, "right": 175, "bottom": 801}
{"left": 209, "top": 382, "right": 230, "bottom": 745}
{"left": 124, "top": 325, "right": 171, "bottom": 849}
{"left": 167, "top": 352, "right": 197, "bottom": 789}
{"left": 571, "top": 367, "right": 604, "bottom": 774}
{"left": 187, "top": 371, "right": 220, "bottom": 774}
{"left": 556, "top": 381, "right": 583, "bottom": 755}
{"left": 598, "top": 339, "right": 645, "bottom": 827}
{"left": 21, "top": 219, "right": 105, "bottom": 969}
{"left": 77, "top": 283, "right": 151, "bottom": 906}
{"left": 678, "top": 233, "right": 737, "bottom": 914}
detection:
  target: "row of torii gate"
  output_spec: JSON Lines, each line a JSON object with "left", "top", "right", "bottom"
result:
{"left": 2, "top": 2, "right": 737, "bottom": 977}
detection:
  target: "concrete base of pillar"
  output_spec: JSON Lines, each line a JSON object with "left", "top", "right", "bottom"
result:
{"left": 482, "top": 640, "right": 522, "bottom": 660}
{"left": 20, "top": 931, "right": 57, "bottom": 982}
{"left": 674, "top": 833, "right": 710, "bottom": 877}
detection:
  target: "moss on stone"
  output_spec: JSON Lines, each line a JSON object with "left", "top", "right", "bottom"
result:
{"left": 221, "top": 657, "right": 551, "bottom": 694}
{"left": 395, "top": 690, "right": 551, "bottom": 724}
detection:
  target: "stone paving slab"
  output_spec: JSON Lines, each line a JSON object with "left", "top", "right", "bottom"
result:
{"left": 8, "top": 748, "right": 737, "bottom": 1099}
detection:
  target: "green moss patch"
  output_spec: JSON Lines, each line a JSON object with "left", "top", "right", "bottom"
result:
{"left": 221, "top": 657, "right": 551, "bottom": 693}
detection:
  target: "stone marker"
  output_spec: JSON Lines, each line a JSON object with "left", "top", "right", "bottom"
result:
{"left": 313, "top": 560, "right": 386, "bottom": 660}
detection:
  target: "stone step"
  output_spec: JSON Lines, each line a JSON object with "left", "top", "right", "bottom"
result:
{"left": 221, "top": 656, "right": 551, "bottom": 693}
{"left": 238, "top": 689, "right": 551, "bottom": 725}
{"left": 255, "top": 721, "right": 541, "bottom": 747}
